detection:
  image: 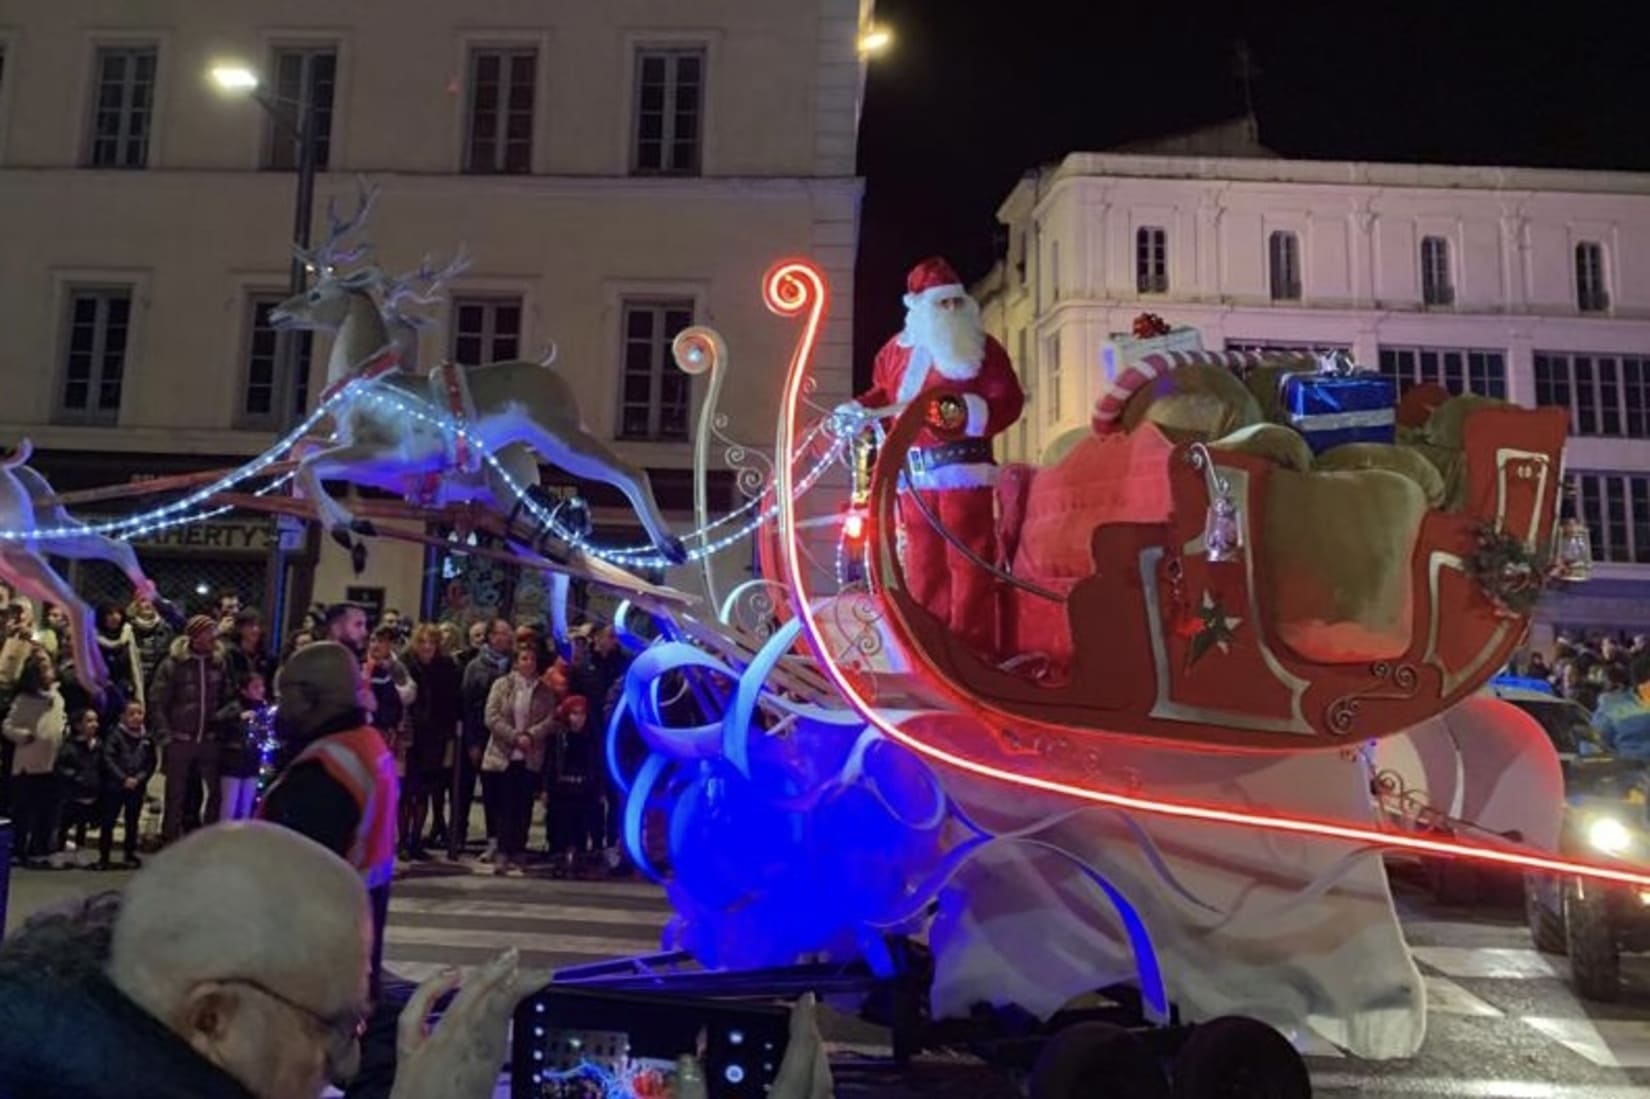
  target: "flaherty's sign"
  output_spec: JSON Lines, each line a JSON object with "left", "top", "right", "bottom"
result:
{"left": 127, "top": 518, "right": 275, "bottom": 553}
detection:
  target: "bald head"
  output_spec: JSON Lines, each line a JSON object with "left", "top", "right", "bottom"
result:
{"left": 107, "top": 824, "right": 372, "bottom": 1097}
{"left": 109, "top": 822, "right": 369, "bottom": 1012}
{"left": 275, "top": 641, "right": 367, "bottom": 736}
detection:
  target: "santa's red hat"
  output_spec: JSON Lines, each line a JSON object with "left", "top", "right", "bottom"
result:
{"left": 902, "top": 256, "right": 966, "bottom": 310}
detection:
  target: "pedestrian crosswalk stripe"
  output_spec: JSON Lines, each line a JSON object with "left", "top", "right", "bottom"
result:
{"left": 385, "top": 923, "right": 663, "bottom": 957}
{"left": 1409, "top": 945, "right": 1558, "bottom": 980}
{"left": 1522, "top": 1016, "right": 1650, "bottom": 1069}
{"left": 389, "top": 896, "right": 670, "bottom": 929}
{"left": 1422, "top": 975, "right": 1502, "bottom": 1018}
{"left": 1311, "top": 1073, "right": 1650, "bottom": 1098}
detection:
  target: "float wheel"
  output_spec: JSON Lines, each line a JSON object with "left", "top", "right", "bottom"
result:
{"left": 1524, "top": 873, "right": 1567, "bottom": 954}
{"left": 1028, "top": 1021, "right": 1169, "bottom": 1099}
{"left": 1565, "top": 877, "right": 1621, "bottom": 1002}
{"left": 1170, "top": 1016, "right": 1310, "bottom": 1099}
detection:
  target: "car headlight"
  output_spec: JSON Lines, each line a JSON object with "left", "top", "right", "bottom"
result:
{"left": 1588, "top": 816, "right": 1634, "bottom": 856}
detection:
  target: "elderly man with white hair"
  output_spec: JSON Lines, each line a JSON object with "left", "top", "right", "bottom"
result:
{"left": 0, "top": 823, "right": 836, "bottom": 1099}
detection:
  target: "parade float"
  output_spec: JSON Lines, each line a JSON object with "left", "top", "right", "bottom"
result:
{"left": 0, "top": 190, "right": 1638, "bottom": 1098}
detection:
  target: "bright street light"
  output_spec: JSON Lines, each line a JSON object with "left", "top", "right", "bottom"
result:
{"left": 858, "top": 26, "right": 892, "bottom": 56}
{"left": 210, "top": 63, "right": 260, "bottom": 93}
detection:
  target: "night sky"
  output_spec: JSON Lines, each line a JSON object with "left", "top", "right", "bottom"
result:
{"left": 852, "top": 0, "right": 1650, "bottom": 380}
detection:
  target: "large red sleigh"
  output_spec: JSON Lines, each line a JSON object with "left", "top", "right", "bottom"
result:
{"left": 864, "top": 348, "right": 1571, "bottom": 753}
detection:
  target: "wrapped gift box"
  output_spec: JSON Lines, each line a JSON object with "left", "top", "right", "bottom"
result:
{"left": 1280, "top": 369, "right": 1397, "bottom": 454}
{"left": 1100, "top": 327, "right": 1204, "bottom": 381}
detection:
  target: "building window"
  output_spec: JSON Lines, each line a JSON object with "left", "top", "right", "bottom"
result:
{"left": 1420, "top": 236, "right": 1453, "bottom": 306}
{"left": 58, "top": 287, "right": 132, "bottom": 424}
{"left": 1136, "top": 226, "right": 1168, "bottom": 294}
{"left": 451, "top": 297, "right": 522, "bottom": 364}
{"left": 1012, "top": 230, "right": 1027, "bottom": 285}
{"left": 632, "top": 48, "right": 704, "bottom": 176}
{"left": 1576, "top": 242, "right": 1608, "bottom": 313}
{"left": 1377, "top": 346, "right": 1507, "bottom": 399}
{"left": 465, "top": 48, "right": 535, "bottom": 174}
{"left": 1045, "top": 332, "right": 1062, "bottom": 425}
{"left": 241, "top": 295, "right": 313, "bottom": 427}
{"left": 618, "top": 299, "right": 694, "bottom": 440}
{"left": 1050, "top": 240, "right": 1061, "bottom": 303}
{"left": 264, "top": 47, "right": 336, "bottom": 170}
{"left": 1571, "top": 472, "right": 1650, "bottom": 564}
{"left": 1226, "top": 339, "right": 1351, "bottom": 360}
{"left": 1533, "top": 352, "right": 1650, "bottom": 438}
{"left": 1267, "top": 231, "right": 1301, "bottom": 302}
{"left": 87, "top": 46, "right": 157, "bottom": 168}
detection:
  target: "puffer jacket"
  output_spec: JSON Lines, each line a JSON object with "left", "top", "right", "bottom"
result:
{"left": 102, "top": 724, "right": 158, "bottom": 788}
{"left": 482, "top": 671, "right": 555, "bottom": 772}
{"left": 2, "top": 688, "right": 68, "bottom": 775}
{"left": 54, "top": 735, "right": 104, "bottom": 802}
{"left": 147, "top": 637, "right": 231, "bottom": 744}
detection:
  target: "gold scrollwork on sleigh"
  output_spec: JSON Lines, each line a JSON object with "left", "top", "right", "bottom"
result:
{"left": 1325, "top": 661, "right": 1422, "bottom": 736}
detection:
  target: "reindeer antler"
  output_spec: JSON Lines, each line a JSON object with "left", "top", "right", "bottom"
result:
{"left": 297, "top": 175, "right": 379, "bottom": 274}
{"left": 382, "top": 246, "right": 471, "bottom": 330}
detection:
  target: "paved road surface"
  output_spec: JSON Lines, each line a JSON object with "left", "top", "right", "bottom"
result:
{"left": 10, "top": 854, "right": 1650, "bottom": 1096}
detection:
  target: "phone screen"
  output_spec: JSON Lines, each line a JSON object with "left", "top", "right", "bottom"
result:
{"left": 512, "top": 985, "right": 791, "bottom": 1099}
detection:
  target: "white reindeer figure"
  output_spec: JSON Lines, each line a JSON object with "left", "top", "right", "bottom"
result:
{"left": 271, "top": 184, "right": 686, "bottom": 567}
{"left": 0, "top": 440, "right": 158, "bottom": 694}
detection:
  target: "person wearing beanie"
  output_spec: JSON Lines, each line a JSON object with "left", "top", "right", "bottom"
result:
{"left": 260, "top": 641, "right": 400, "bottom": 991}
{"left": 148, "top": 613, "right": 231, "bottom": 843}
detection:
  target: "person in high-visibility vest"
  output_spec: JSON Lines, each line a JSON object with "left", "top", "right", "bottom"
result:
{"left": 261, "top": 641, "right": 399, "bottom": 990}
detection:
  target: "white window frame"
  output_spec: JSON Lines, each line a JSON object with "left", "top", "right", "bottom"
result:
{"left": 616, "top": 297, "right": 697, "bottom": 442}
{"left": 55, "top": 283, "right": 137, "bottom": 426}
{"left": 1044, "top": 331, "right": 1062, "bottom": 426}
{"left": 1570, "top": 471, "right": 1650, "bottom": 565}
{"left": 463, "top": 45, "right": 538, "bottom": 175}
{"left": 1376, "top": 344, "right": 1508, "bottom": 399}
{"left": 237, "top": 290, "right": 314, "bottom": 430}
{"left": 1136, "top": 226, "right": 1168, "bottom": 294}
{"left": 450, "top": 295, "right": 525, "bottom": 364}
{"left": 1576, "top": 241, "right": 1609, "bottom": 313}
{"left": 629, "top": 45, "right": 707, "bottom": 176}
{"left": 1533, "top": 351, "right": 1650, "bottom": 439}
{"left": 1267, "top": 230, "right": 1301, "bottom": 302}
{"left": 263, "top": 44, "right": 339, "bottom": 171}
{"left": 84, "top": 41, "right": 160, "bottom": 168}
{"left": 1420, "top": 235, "right": 1453, "bottom": 306}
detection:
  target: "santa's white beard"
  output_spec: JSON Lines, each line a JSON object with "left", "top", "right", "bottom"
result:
{"left": 904, "top": 297, "right": 986, "bottom": 378}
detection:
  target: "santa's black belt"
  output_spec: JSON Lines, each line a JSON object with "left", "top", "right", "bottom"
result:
{"left": 907, "top": 438, "right": 992, "bottom": 474}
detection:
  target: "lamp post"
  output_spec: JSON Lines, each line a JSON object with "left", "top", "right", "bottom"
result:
{"left": 211, "top": 62, "right": 319, "bottom": 645}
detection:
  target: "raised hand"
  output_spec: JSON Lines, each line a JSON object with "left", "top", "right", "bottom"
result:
{"left": 389, "top": 950, "right": 535, "bottom": 1099}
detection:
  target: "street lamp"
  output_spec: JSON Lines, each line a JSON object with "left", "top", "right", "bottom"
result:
{"left": 210, "top": 58, "right": 321, "bottom": 645}
{"left": 857, "top": 25, "right": 893, "bottom": 56}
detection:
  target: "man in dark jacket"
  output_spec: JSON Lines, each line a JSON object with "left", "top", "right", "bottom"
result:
{"left": 454, "top": 618, "right": 513, "bottom": 860}
{"left": 149, "top": 615, "right": 232, "bottom": 842}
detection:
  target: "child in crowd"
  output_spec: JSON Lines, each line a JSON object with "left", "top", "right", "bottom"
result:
{"left": 99, "top": 699, "right": 157, "bottom": 869}
{"left": 2, "top": 649, "right": 67, "bottom": 866}
{"left": 54, "top": 708, "right": 104, "bottom": 860}
{"left": 546, "top": 695, "right": 604, "bottom": 878}
{"left": 215, "top": 671, "right": 272, "bottom": 822}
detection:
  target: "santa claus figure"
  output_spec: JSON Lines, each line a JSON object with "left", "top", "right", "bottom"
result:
{"left": 840, "top": 256, "right": 1024, "bottom": 656}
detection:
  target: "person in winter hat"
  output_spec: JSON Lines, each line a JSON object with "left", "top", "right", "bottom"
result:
{"left": 834, "top": 256, "right": 1024, "bottom": 657}
{"left": 149, "top": 614, "right": 231, "bottom": 841}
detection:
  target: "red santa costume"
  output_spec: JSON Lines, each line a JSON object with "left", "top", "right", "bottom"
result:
{"left": 848, "top": 257, "right": 1024, "bottom": 655}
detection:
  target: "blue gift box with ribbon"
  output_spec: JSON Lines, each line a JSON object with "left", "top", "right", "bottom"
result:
{"left": 1279, "top": 354, "right": 1397, "bottom": 454}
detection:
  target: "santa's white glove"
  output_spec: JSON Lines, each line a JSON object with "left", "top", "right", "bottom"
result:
{"left": 828, "top": 401, "right": 868, "bottom": 439}
{"left": 389, "top": 950, "right": 533, "bottom": 1099}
